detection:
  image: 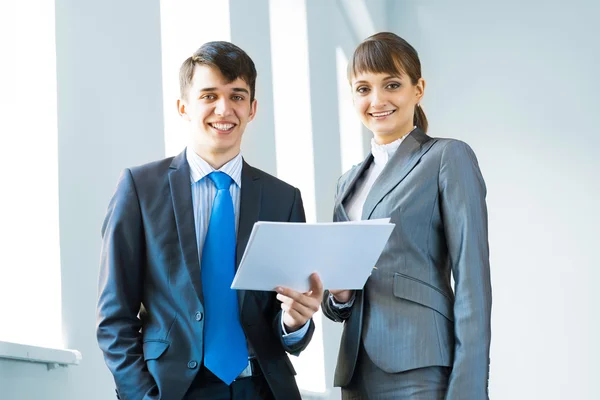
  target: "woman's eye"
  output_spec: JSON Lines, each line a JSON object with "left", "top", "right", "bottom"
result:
{"left": 356, "top": 86, "right": 369, "bottom": 94}
{"left": 387, "top": 83, "right": 400, "bottom": 89}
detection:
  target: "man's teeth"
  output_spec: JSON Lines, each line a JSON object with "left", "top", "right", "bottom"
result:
{"left": 212, "top": 123, "right": 234, "bottom": 130}
{"left": 371, "top": 110, "right": 394, "bottom": 117}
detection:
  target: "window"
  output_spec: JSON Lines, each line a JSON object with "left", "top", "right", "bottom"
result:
{"left": 0, "top": 0, "right": 62, "bottom": 349}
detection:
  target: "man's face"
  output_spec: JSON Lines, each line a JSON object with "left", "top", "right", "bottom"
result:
{"left": 178, "top": 64, "right": 257, "bottom": 160}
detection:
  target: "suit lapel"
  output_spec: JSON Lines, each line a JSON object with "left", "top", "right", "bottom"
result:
{"left": 236, "top": 161, "right": 261, "bottom": 312}
{"left": 168, "top": 150, "right": 204, "bottom": 303}
{"left": 361, "top": 128, "right": 435, "bottom": 220}
{"left": 333, "top": 154, "right": 374, "bottom": 222}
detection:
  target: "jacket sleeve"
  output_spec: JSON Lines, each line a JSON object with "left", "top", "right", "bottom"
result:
{"left": 322, "top": 290, "right": 355, "bottom": 322}
{"left": 438, "top": 141, "right": 492, "bottom": 400}
{"left": 96, "top": 169, "right": 157, "bottom": 400}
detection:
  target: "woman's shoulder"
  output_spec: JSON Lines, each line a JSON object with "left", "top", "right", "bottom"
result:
{"left": 342, "top": 161, "right": 362, "bottom": 177}
{"left": 427, "top": 136, "right": 477, "bottom": 158}
{"left": 340, "top": 159, "right": 366, "bottom": 183}
{"left": 427, "top": 135, "right": 482, "bottom": 175}
{"left": 335, "top": 159, "right": 367, "bottom": 195}
{"left": 429, "top": 135, "right": 468, "bottom": 147}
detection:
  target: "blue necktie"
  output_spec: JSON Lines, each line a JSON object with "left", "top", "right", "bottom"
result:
{"left": 201, "top": 171, "right": 249, "bottom": 385}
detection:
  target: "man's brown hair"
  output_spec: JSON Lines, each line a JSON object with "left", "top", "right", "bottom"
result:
{"left": 179, "top": 41, "right": 257, "bottom": 103}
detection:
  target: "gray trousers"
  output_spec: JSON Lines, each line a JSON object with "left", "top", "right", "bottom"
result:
{"left": 342, "top": 343, "right": 450, "bottom": 400}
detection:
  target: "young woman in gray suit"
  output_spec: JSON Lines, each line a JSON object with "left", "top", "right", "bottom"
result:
{"left": 322, "top": 32, "right": 492, "bottom": 400}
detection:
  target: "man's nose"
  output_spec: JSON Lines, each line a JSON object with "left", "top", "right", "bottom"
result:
{"left": 214, "top": 98, "right": 233, "bottom": 116}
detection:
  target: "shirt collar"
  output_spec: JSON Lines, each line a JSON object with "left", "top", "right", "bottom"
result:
{"left": 370, "top": 126, "right": 416, "bottom": 166}
{"left": 185, "top": 147, "right": 243, "bottom": 188}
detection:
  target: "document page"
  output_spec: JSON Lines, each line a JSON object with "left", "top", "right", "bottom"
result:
{"left": 231, "top": 219, "right": 394, "bottom": 292}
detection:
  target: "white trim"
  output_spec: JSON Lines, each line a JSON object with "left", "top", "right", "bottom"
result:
{"left": 299, "top": 389, "right": 330, "bottom": 399}
{"left": 0, "top": 341, "right": 82, "bottom": 370}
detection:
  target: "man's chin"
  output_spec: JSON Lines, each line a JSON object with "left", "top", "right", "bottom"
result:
{"left": 210, "top": 139, "right": 242, "bottom": 155}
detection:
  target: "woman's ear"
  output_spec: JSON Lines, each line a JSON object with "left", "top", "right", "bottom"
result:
{"left": 415, "top": 78, "right": 426, "bottom": 102}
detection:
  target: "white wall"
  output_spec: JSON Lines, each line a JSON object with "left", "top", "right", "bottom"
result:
{"left": 389, "top": 1, "right": 600, "bottom": 399}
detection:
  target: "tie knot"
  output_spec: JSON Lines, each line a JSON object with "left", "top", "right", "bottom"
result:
{"left": 208, "top": 171, "right": 232, "bottom": 191}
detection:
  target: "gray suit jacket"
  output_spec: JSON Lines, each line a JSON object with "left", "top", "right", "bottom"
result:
{"left": 322, "top": 128, "right": 492, "bottom": 399}
{"left": 97, "top": 150, "right": 314, "bottom": 400}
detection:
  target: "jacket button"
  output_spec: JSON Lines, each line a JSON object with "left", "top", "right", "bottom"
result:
{"left": 194, "top": 311, "right": 203, "bottom": 321}
{"left": 188, "top": 360, "right": 198, "bottom": 369}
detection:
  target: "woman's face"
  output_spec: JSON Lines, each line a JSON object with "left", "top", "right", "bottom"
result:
{"left": 351, "top": 70, "right": 424, "bottom": 144}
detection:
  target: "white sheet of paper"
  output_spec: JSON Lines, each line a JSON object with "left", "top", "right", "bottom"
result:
{"left": 231, "top": 219, "right": 395, "bottom": 292}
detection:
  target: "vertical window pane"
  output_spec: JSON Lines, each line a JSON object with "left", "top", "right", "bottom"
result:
{"left": 0, "top": 0, "right": 62, "bottom": 348}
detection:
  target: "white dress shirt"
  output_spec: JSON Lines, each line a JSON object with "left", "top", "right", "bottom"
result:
{"left": 345, "top": 134, "right": 408, "bottom": 221}
{"left": 186, "top": 148, "right": 308, "bottom": 343}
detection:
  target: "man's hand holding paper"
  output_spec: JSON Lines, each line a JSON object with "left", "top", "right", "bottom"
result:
{"left": 276, "top": 273, "right": 323, "bottom": 332}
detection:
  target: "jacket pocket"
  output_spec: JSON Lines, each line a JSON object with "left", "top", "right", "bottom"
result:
{"left": 143, "top": 340, "right": 170, "bottom": 361}
{"left": 392, "top": 273, "right": 454, "bottom": 322}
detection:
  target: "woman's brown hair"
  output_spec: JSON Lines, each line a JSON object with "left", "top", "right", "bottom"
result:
{"left": 349, "top": 32, "right": 428, "bottom": 133}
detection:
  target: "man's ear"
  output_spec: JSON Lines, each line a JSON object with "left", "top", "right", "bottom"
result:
{"left": 248, "top": 98, "right": 258, "bottom": 122}
{"left": 177, "top": 98, "right": 191, "bottom": 121}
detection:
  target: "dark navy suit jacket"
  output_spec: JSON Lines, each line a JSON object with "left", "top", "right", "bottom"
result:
{"left": 97, "top": 150, "right": 314, "bottom": 400}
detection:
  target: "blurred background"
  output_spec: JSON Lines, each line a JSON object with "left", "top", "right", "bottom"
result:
{"left": 0, "top": 0, "right": 598, "bottom": 399}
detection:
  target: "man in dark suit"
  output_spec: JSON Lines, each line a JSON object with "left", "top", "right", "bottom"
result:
{"left": 96, "top": 41, "right": 323, "bottom": 400}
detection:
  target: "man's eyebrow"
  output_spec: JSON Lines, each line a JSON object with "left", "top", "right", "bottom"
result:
{"left": 197, "top": 87, "right": 249, "bottom": 94}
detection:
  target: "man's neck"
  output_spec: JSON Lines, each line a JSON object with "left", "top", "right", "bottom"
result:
{"left": 191, "top": 147, "right": 240, "bottom": 170}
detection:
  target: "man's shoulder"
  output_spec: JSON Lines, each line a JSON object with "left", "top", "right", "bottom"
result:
{"left": 128, "top": 155, "right": 177, "bottom": 176}
{"left": 117, "top": 154, "right": 181, "bottom": 194}
{"left": 244, "top": 163, "right": 298, "bottom": 193}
